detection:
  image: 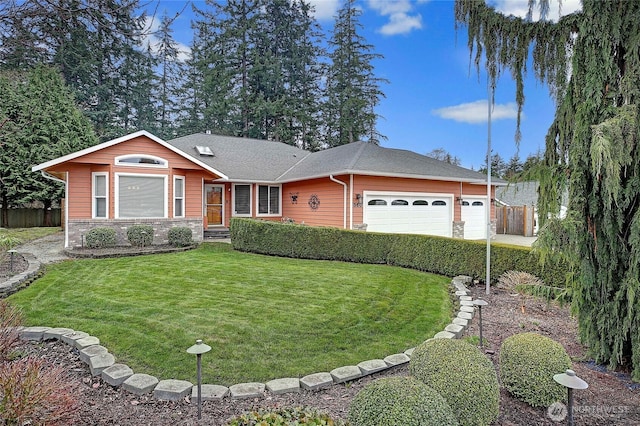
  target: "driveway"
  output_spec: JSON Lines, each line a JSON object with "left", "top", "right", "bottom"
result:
{"left": 491, "top": 234, "right": 537, "bottom": 247}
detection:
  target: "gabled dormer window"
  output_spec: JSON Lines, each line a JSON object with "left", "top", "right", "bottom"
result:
{"left": 115, "top": 154, "right": 167, "bottom": 168}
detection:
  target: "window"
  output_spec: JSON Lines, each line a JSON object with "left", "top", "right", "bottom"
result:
{"left": 461, "top": 201, "right": 470, "bottom": 206}
{"left": 174, "top": 176, "right": 185, "bottom": 218}
{"left": 92, "top": 172, "right": 108, "bottom": 218}
{"left": 432, "top": 200, "right": 447, "bottom": 206}
{"left": 472, "top": 201, "right": 484, "bottom": 206}
{"left": 368, "top": 199, "right": 387, "bottom": 206}
{"left": 116, "top": 174, "right": 167, "bottom": 218}
{"left": 234, "top": 184, "right": 251, "bottom": 216}
{"left": 391, "top": 199, "right": 409, "bottom": 205}
{"left": 413, "top": 200, "right": 429, "bottom": 206}
{"left": 258, "top": 185, "right": 280, "bottom": 215}
{"left": 115, "top": 154, "right": 167, "bottom": 168}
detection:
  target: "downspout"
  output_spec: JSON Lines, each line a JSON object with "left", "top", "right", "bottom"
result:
{"left": 40, "top": 170, "right": 68, "bottom": 247}
{"left": 329, "top": 175, "right": 347, "bottom": 229}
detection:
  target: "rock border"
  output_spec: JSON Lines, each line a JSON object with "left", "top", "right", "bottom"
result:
{"left": 17, "top": 275, "right": 476, "bottom": 402}
{"left": 0, "top": 253, "right": 43, "bottom": 298}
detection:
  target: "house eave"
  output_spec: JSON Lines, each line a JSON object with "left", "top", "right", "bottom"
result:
{"left": 275, "top": 170, "right": 505, "bottom": 185}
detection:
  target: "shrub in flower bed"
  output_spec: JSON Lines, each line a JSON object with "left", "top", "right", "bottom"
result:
{"left": 226, "top": 406, "right": 346, "bottom": 425}
{"left": 409, "top": 338, "right": 499, "bottom": 426}
{"left": 168, "top": 226, "right": 193, "bottom": 247}
{"left": 0, "top": 300, "right": 23, "bottom": 361}
{"left": 126, "top": 224, "right": 154, "bottom": 247}
{"left": 348, "top": 377, "right": 459, "bottom": 426}
{"left": 499, "top": 332, "right": 571, "bottom": 407}
{"left": 85, "top": 227, "right": 116, "bottom": 248}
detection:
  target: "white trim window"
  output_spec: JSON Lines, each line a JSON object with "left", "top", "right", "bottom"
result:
{"left": 115, "top": 173, "right": 168, "bottom": 218}
{"left": 115, "top": 154, "right": 168, "bottom": 168}
{"left": 233, "top": 184, "right": 252, "bottom": 216}
{"left": 92, "top": 172, "right": 108, "bottom": 218}
{"left": 174, "top": 176, "right": 185, "bottom": 218}
{"left": 257, "top": 184, "right": 281, "bottom": 216}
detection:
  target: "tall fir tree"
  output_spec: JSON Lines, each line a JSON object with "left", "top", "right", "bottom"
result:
{"left": 456, "top": 0, "right": 640, "bottom": 379}
{"left": 325, "top": 0, "right": 387, "bottom": 147}
{"left": 0, "top": 66, "right": 97, "bottom": 226}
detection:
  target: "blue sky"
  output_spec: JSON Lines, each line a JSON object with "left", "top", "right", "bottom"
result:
{"left": 145, "top": 0, "right": 581, "bottom": 170}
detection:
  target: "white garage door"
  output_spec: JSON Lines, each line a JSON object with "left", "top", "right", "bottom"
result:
{"left": 461, "top": 197, "right": 487, "bottom": 239}
{"left": 363, "top": 193, "right": 453, "bottom": 237}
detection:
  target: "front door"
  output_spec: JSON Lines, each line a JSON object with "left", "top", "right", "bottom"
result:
{"left": 204, "top": 184, "right": 224, "bottom": 228}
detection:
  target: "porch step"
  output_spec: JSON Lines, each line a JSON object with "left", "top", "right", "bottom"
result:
{"left": 204, "top": 228, "right": 230, "bottom": 240}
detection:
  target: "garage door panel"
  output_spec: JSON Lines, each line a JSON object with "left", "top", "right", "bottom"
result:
{"left": 461, "top": 197, "right": 487, "bottom": 239}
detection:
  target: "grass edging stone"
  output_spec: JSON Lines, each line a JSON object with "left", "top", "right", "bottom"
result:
{"left": 16, "top": 274, "right": 474, "bottom": 403}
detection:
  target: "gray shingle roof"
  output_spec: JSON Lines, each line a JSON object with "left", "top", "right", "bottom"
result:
{"left": 167, "top": 133, "right": 498, "bottom": 184}
{"left": 496, "top": 181, "right": 539, "bottom": 206}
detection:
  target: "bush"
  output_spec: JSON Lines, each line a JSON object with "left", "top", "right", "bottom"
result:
{"left": 226, "top": 406, "right": 346, "bottom": 425}
{"left": 126, "top": 224, "right": 154, "bottom": 247}
{"left": 0, "top": 300, "right": 23, "bottom": 361}
{"left": 409, "top": 338, "right": 499, "bottom": 426}
{"left": 0, "top": 356, "right": 79, "bottom": 425}
{"left": 85, "top": 227, "right": 116, "bottom": 249}
{"left": 0, "top": 233, "right": 21, "bottom": 263}
{"left": 499, "top": 332, "right": 571, "bottom": 407}
{"left": 168, "top": 226, "right": 193, "bottom": 247}
{"left": 348, "top": 377, "right": 458, "bottom": 426}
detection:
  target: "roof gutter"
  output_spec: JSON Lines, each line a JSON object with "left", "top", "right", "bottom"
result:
{"left": 329, "top": 174, "right": 347, "bottom": 229}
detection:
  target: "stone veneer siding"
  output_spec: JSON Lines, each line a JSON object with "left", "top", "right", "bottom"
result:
{"left": 453, "top": 221, "right": 465, "bottom": 239}
{"left": 67, "top": 218, "right": 203, "bottom": 248}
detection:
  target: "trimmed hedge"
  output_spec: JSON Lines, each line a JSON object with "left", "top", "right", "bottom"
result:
{"left": 409, "top": 339, "right": 499, "bottom": 426}
{"left": 348, "top": 377, "right": 459, "bottom": 426}
{"left": 126, "top": 224, "right": 154, "bottom": 247}
{"left": 226, "top": 407, "right": 346, "bottom": 425}
{"left": 168, "top": 227, "right": 193, "bottom": 247}
{"left": 230, "top": 218, "right": 567, "bottom": 287}
{"left": 85, "top": 227, "right": 116, "bottom": 249}
{"left": 499, "top": 333, "right": 571, "bottom": 407}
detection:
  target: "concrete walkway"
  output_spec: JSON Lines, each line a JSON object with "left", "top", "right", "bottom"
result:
{"left": 16, "top": 232, "right": 69, "bottom": 264}
{"left": 491, "top": 234, "right": 537, "bottom": 247}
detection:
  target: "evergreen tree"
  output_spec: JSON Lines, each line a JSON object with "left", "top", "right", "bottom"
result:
{"left": 0, "top": 66, "right": 97, "bottom": 226}
{"left": 479, "top": 152, "right": 507, "bottom": 178}
{"left": 325, "top": 0, "right": 387, "bottom": 147}
{"left": 504, "top": 153, "right": 523, "bottom": 180}
{"left": 426, "top": 147, "right": 462, "bottom": 166}
{"left": 456, "top": 0, "right": 640, "bottom": 379}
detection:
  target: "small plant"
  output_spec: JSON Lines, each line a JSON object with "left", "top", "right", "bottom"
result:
{"left": 348, "top": 377, "right": 458, "bottom": 426}
{"left": 0, "top": 300, "right": 23, "bottom": 361}
{"left": 0, "top": 356, "right": 79, "bottom": 425}
{"left": 497, "top": 270, "right": 543, "bottom": 313}
{"left": 167, "top": 226, "right": 193, "bottom": 247}
{"left": 499, "top": 332, "right": 571, "bottom": 407}
{"left": 226, "top": 406, "right": 346, "bottom": 425}
{"left": 0, "top": 232, "right": 21, "bottom": 263}
{"left": 409, "top": 338, "right": 499, "bottom": 426}
{"left": 85, "top": 227, "right": 116, "bottom": 249}
{"left": 126, "top": 224, "right": 154, "bottom": 247}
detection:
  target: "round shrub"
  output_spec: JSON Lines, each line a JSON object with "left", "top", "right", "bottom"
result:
{"left": 409, "top": 338, "right": 499, "bottom": 426}
{"left": 226, "top": 406, "right": 345, "bottom": 425}
{"left": 167, "top": 226, "right": 193, "bottom": 247}
{"left": 348, "top": 377, "right": 458, "bottom": 426}
{"left": 499, "top": 332, "right": 571, "bottom": 407}
{"left": 85, "top": 227, "right": 116, "bottom": 248}
{"left": 126, "top": 224, "right": 154, "bottom": 247}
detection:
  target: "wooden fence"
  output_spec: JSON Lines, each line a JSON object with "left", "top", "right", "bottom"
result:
{"left": 0, "top": 208, "right": 61, "bottom": 228}
{"left": 496, "top": 205, "right": 535, "bottom": 237}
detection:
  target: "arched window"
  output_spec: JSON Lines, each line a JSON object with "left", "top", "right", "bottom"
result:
{"left": 368, "top": 199, "right": 387, "bottom": 206}
{"left": 115, "top": 154, "right": 167, "bottom": 168}
{"left": 472, "top": 201, "right": 484, "bottom": 206}
{"left": 432, "top": 200, "right": 447, "bottom": 206}
{"left": 461, "top": 201, "right": 470, "bottom": 206}
{"left": 413, "top": 200, "right": 429, "bottom": 206}
{"left": 391, "top": 199, "right": 409, "bottom": 205}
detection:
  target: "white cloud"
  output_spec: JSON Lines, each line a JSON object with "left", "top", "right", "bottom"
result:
{"left": 432, "top": 100, "right": 520, "bottom": 124}
{"left": 491, "top": 0, "right": 582, "bottom": 22}
{"left": 141, "top": 16, "right": 191, "bottom": 62}
{"left": 367, "top": 0, "right": 423, "bottom": 36}
{"left": 307, "top": 0, "right": 341, "bottom": 21}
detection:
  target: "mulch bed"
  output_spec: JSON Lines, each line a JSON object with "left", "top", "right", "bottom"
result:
{"left": 0, "top": 253, "right": 28, "bottom": 279}
{"left": 13, "top": 282, "right": 639, "bottom": 425}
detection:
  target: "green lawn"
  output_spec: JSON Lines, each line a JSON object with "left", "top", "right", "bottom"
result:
{"left": 1, "top": 227, "right": 61, "bottom": 245}
{"left": 8, "top": 243, "right": 452, "bottom": 385}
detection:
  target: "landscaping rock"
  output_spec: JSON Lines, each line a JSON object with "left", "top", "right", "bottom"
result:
{"left": 445, "top": 324, "right": 465, "bottom": 338}
{"left": 61, "top": 331, "right": 89, "bottom": 345}
{"left": 265, "top": 378, "right": 300, "bottom": 395}
{"left": 457, "top": 311, "right": 473, "bottom": 320}
{"left": 154, "top": 379, "right": 193, "bottom": 401}
{"left": 229, "top": 382, "right": 265, "bottom": 400}
{"left": 330, "top": 365, "right": 362, "bottom": 384}
{"left": 19, "top": 326, "right": 50, "bottom": 341}
{"left": 89, "top": 353, "right": 116, "bottom": 376}
{"left": 433, "top": 331, "right": 456, "bottom": 339}
{"left": 102, "top": 364, "right": 134, "bottom": 386}
{"left": 357, "top": 359, "right": 388, "bottom": 375}
{"left": 299, "top": 372, "right": 333, "bottom": 391}
{"left": 75, "top": 335, "right": 100, "bottom": 350}
{"left": 460, "top": 305, "right": 475, "bottom": 314}
{"left": 383, "top": 353, "right": 410, "bottom": 366}
{"left": 122, "top": 374, "right": 159, "bottom": 395}
{"left": 460, "top": 300, "right": 475, "bottom": 307}
{"left": 404, "top": 347, "right": 415, "bottom": 358}
{"left": 79, "top": 345, "right": 108, "bottom": 364}
{"left": 43, "top": 327, "right": 74, "bottom": 341}
{"left": 191, "top": 384, "right": 229, "bottom": 401}
{"left": 453, "top": 317, "right": 470, "bottom": 328}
